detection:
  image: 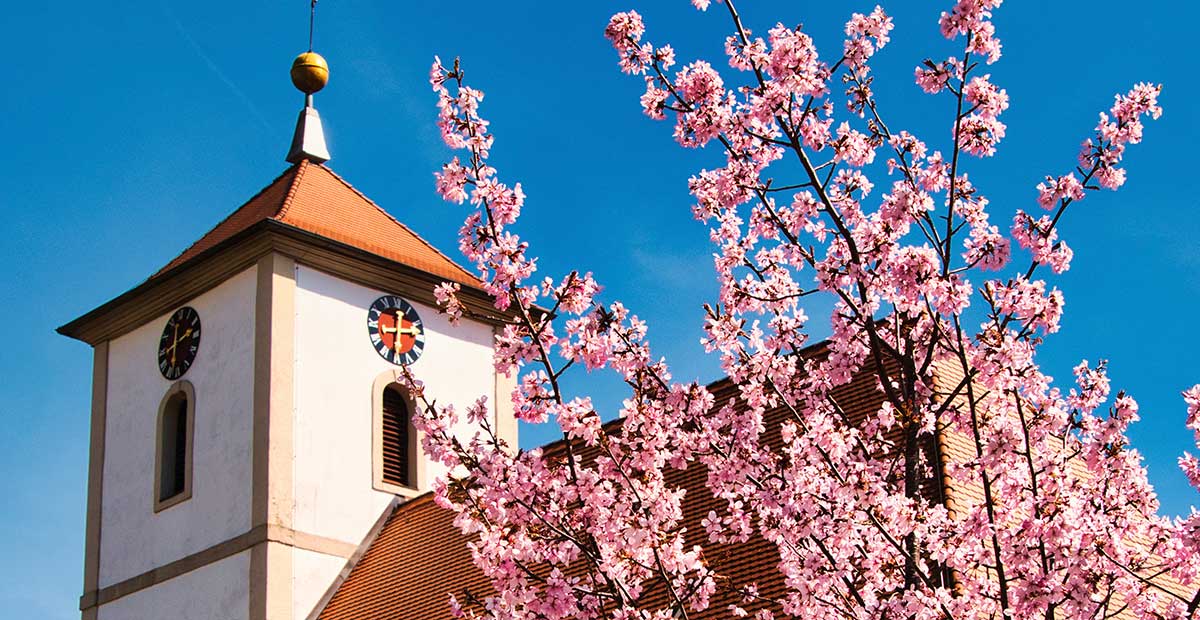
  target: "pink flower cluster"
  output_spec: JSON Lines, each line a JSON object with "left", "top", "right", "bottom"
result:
{"left": 1183, "top": 386, "right": 1200, "bottom": 489}
{"left": 986, "top": 277, "right": 1064, "bottom": 334}
{"left": 918, "top": 3, "right": 1008, "bottom": 157}
{"left": 914, "top": 58, "right": 962, "bottom": 94}
{"left": 604, "top": 11, "right": 649, "bottom": 75}
{"left": 939, "top": 0, "right": 1004, "bottom": 63}
{"left": 843, "top": 7, "right": 893, "bottom": 114}
{"left": 415, "top": 1, "right": 1191, "bottom": 619}
{"left": 1022, "top": 84, "right": 1161, "bottom": 279}
{"left": 1080, "top": 82, "right": 1163, "bottom": 190}
{"left": 417, "top": 54, "right": 725, "bottom": 619}
{"left": 843, "top": 7, "right": 893, "bottom": 69}
{"left": 764, "top": 24, "right": 827, "bottom": 99}
{"left": 958, "top": 75, "right": 1009, "bottom": 156}
{"left": 832, "top": 122, "right": 876, "bottom": 166}
{"left": 1011, "top": 210, "right": 1073, "bottom": 274}
{"left": 1035, "top": 173, "right": 1084, "bottom": 210}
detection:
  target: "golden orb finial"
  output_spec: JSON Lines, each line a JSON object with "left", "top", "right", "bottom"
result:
{"left": 291, "top": 51, "right": 329, "bottom": 95}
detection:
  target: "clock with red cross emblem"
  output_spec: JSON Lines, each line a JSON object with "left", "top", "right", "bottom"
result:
{"left": 366, "top": 295, "right": 426, "bottom": 365}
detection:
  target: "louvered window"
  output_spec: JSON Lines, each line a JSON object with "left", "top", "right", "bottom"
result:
{"left": 380, "top": 386, "right": 411, "bottom": 487}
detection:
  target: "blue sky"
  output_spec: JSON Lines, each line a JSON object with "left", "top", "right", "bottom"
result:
{"left": 2, "top": 2, "right": 1197, "bottom": 618}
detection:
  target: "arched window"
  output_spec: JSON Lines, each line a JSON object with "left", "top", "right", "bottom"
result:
{"left": 372, "top": 373, "right": 423, "bottom": 496}
{"left": 155, "top": 381, "right": 195, "bottom": 511}
{"left": 380, "top": 386, "right": 410, "bottom": 487}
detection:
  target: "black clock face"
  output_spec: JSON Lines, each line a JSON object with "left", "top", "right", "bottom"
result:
{"left": 367, "top": 295, "right": 426, "bottom": 366}
{"left": 157, "top": 307, "right": 201, "bottom": 380}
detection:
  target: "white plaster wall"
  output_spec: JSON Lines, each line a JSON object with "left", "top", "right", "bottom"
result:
{"left": 98, "top": 549, "right": 250, "bottom": 620}
{"left": 292, "top": 265, "right": 496, "bottom": 546}
{"left": 292, "top": 547, "right": 347, "bottom": 619}
{"left": 100, "top": 267, "right": 256, "bottom": 587}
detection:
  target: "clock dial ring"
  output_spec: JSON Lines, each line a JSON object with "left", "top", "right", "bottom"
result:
{"left": 366, "top": 295, "right": 426, "bottom": 366}
{"left": 157, "top": 306, "right": 201, "bottom": 380}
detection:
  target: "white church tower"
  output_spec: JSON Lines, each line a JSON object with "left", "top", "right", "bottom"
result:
{"left": 58, "top": 49, "right": 516, "bottom": 620}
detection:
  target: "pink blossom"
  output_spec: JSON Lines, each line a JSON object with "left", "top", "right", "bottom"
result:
{"left": 433, "top": 282, "right": 464, "bottom": 323}
{"left": 554, "top": 271, "right": 601, "bottom": 315}
{"left": 604, "top": 11, "right": 645, "bottom": 45}
{"left": 1036, "top": 173, "right": 1085, "bottom": 210}
{"left": 963, "top": 75, "right": 1009, "bottom": 118}
{"left": 964, "top": 224, "right": 1010, "bottom": 270}
{"left": 878, "top": 181, "right": 933, "bottom": 229}
{"left": 640, "top": 80, "right": 669, "bottom": 119}
{"left": 604, "top": 11, "right": 651, "bottom": 74}
{"left": 725, "top": 34, "right": 768, "bottom": 72}
{"left": 914, "top": 58, "right": 960, "bottom": 94}
{"left": 1012, "top": 210, "right": 1074, "bottom": 273}
{"left": 843, "top": 7, "right": 893, "bottom": 68}
{"left": 765, "top": 23, "right": 828, "bottom": 98}
{"left": 415, "top": 6, "right": 1185, "bottom": 620}
{"left": 959, "top": 114, "right": 1006, "bottom": 157}
{"left": 832, "top": 122, "right": 876, "bottom": 166}
{"left": 1180, "top": 386, "right": 1200, "bottom": 491}
{"left": 1095, "top": 165, "right": 1127, "bottom": 190}
{"left": 939, "top": 0, "right": 1005, "bottom": 63}
{"left": 987, "top": 277, "right": 1065, "bottom": 334}
{"left": 434, "top": 157, "right": 469, "bottom": 204}
{"left": 1185, "top": 385, "right": 1200, "bottom": 432}
{"left": 1078, "top": 83, "right": 1162, "bottom": 192}
{"left": 673, "top": 60, "right": 730, "bottom": 147}
{"left": 799, "top": 111, "right": 832, "bottom": 150}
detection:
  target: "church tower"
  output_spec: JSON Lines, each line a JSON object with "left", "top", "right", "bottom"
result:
{"left": 58, "top": 48, "right": 516, "bottom": 620}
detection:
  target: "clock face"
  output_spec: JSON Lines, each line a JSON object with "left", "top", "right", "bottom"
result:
{"left": 367, "top": 295, "right": 426, "bottom": 366}
{"left": 157, "top": 306, "right": 201, "bottom": 380}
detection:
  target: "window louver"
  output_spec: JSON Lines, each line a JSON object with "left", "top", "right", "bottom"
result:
{"left": 381, "top": 388, "right": 410, "bottom": 487}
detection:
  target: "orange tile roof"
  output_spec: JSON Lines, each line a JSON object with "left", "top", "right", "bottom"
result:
{"left": 155, "top": 160, "right": 480, "bottom": 288}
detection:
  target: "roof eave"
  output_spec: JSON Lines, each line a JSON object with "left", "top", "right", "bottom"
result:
{"left": 56, "top": 219, "right": 277, "bottom": 344}
{"left": 57, "top": 219, "right": 506, "bottom": 346}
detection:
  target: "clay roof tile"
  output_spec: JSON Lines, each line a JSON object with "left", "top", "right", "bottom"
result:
{"left": 155, "top": 160, "right": 480, "bottom": 288}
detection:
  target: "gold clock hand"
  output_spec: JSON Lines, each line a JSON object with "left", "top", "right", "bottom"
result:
{"left": 381, "top": 324, "right": 420, "bottom": 336}
{"left": 163, "top": 328, "right": 194, "bottom": 359}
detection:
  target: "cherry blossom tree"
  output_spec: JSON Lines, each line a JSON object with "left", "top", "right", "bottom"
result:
{"left": 401, "top": 1, "right": 1200, "bottom": 618}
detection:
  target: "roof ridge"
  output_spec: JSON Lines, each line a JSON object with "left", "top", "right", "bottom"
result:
{"left": 313, "top": 163, "right": 480, "bottom": 286}
{"left": 275, "top": 159, "right": 309, "bottom": 221}
{"left": 150, "top": 164, "right": 300, "bottom": 279}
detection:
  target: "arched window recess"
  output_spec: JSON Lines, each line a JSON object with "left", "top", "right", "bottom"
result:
{"left": 371, "top": 372, "right": 424, "bottom": 497}
{"left": 154, "top": 380, "right": 195, "bottom": 512}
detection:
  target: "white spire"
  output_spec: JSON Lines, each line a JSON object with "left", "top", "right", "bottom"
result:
{"left": 287, "top": 94, "right": 330, "bottom": 164}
